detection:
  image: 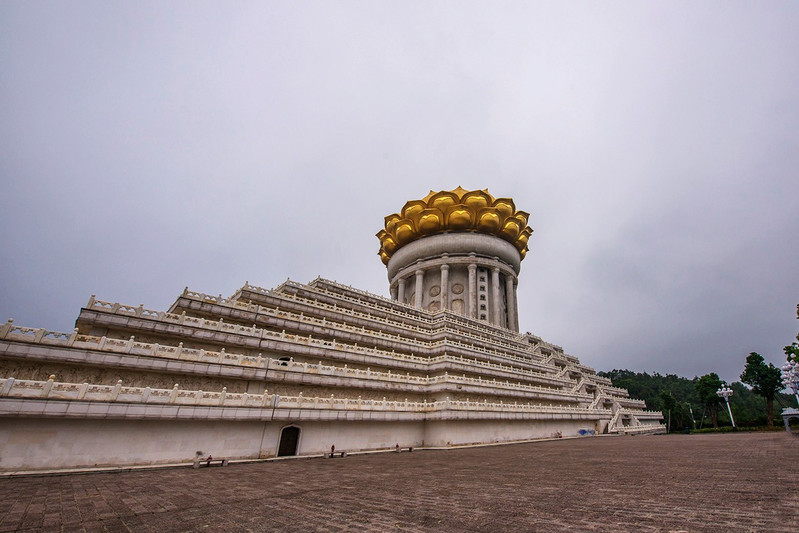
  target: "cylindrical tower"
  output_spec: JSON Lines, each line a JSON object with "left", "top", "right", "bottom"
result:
{"left": 376, "top": 186, "right": 532, "bottom": 331}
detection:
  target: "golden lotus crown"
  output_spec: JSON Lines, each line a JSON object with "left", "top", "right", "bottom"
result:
{"left": 377, "top": 186, "right": 533, "bottom": 265}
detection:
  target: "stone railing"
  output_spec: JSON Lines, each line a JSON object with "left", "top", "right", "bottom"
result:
{"left": 294, "top": 279, "right": 536, "bottom": 346}
{"left": 434, "top": 310, "right": 526, "bottom": 344}
{"left": 0, "top": 376, "right": 428, "bottom": 411}
{"left": 616, "top": 424, "right": 667, "bottom": 434}
{"left": 199, "top": 278, "right": 577, "bottom": 369}
{"left": 598, "top": 384, "right": 632, "bottom": 398}
{"left": 592, "top": 375, "right": 613, "bottom": 386}
{"left": 588, "top": 395, "right": 605, "bottom": 410}
{"left": 0, "top": 322, "right": 580, "bottom": 395}
{"left": 280, "top": 280, "right": 436, "bottom": 324}
{"left": 258, "top": 290, "right": 433, "bottom": 335}
{"left": 607, "top": 410, "right": 622, "bottom": 431}
{"left": 82, "top": 297, "right": 563, "bottom": 378}
{"left": 570, "top": 377, "right": 586, "bottom": 394}
{"left": 613, "top": 397, "right": 647, "bottom": 408}
{"left": 0, "top": 377, "right": 610, "bottom": 417}
{"left": 620, "top": 408, "right": 663, "bottom": 420}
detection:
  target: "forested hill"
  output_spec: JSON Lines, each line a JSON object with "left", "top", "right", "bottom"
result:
{"left": 598, "top": 369, "right": 794, "bottom": 429}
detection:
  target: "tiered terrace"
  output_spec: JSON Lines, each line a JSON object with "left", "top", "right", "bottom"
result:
{"left": 0, "top": 278, "right": 664, "bottom": 471}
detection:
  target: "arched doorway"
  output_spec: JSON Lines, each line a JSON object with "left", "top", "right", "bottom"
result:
{"left": 278, "top": 426, "right": 300, "bottom": 456}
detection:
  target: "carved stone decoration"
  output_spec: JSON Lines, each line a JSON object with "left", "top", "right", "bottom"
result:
{"left": 451, "top": 299, "right": 465, "bottom": 314}
{"left": 429, "top": 286, "right": 441, "bottom": 297}
{"left": 451, "top": 283, "right": 464, "bottom": 295}
{"left": 428, "top": 301, "right": 441, "bottom": 311}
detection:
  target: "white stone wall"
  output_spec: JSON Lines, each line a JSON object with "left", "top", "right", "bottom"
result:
{"left": 0, "top": 417, "right": 604, "bottom": 471}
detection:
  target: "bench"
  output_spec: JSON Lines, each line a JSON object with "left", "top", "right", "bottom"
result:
{"left": 193, "top": 457, "right": 229, "bottom": 468}
{"left": 324, "top": 451, "right": 347, "bottom": 458}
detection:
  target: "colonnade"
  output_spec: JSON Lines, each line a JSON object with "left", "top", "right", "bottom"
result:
{"left": 389, "top": 258, "right": 519, "bottom": 331}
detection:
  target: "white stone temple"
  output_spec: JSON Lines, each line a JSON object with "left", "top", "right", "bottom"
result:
{"left": 0, "top": 187, "right": 664, "bottom": 471}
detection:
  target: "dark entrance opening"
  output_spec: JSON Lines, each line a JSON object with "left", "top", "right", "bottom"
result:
{"left": 278, "top": 426, "right": 300, "bottom": 457}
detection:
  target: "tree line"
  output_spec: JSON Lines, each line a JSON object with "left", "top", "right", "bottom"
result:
{"left": 598, "top": 304, "right": 799, "bottom": 431}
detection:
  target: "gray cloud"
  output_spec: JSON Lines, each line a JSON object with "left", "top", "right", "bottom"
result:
{"left": 2, "top": 2, "right": 797, "bottom": 384}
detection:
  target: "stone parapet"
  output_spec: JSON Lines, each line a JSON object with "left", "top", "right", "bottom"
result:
{"left": 1, "top": 327, "right": 586, "bottom": 401}
{"left": 0, "top": 377, "right": 610, "bottom": 422}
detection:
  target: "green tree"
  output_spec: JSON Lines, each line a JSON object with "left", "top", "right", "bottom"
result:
{"left": 740, "top": 352, "right": 783, "bottom": 426}
{"left": 695, "top": 373, "right": 723, "bottom": 428}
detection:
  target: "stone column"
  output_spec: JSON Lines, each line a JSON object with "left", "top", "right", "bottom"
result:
{"left": 505, "top": 272, "right": 516, "bottom": 332}
{"left": 440, "top": 264, "right": 449, "bottom": 311}
{"left": 512, "top": 281, "right": 520, "bottom": 331}
{"left": 414, "top": 269, "right": 424, "bottom": 309}
{"left": 491, "top": 267, "right": 501, "bottom": 326}
{"left": 390, "top": 284, "right": 398, "bottom": 301}
{"left": 398, "top": 278, "right": 406, "bottom": 303}
{"left": 467, "top": 263, "right": 477, "bottom": 318}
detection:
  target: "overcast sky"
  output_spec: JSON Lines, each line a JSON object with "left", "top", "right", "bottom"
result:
{"left": 2, "top": 2, "right": 797, "bottom": 385}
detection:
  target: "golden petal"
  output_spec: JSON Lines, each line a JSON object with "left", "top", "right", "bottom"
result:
{"left": 395, "top": 221, "right": 417, "bottom": 244}
{"left": 493, "top": 198, "right": 515, "bottom": 219}
{"left": 477, "top": 210, "right": 501, "bottom": 233}
{"left": 382, "top": 235, "right": 398, "bottom": 254}
{"left": 446, "top": 206, "right": 473, "bottom": 230}
{"left": 428, "top": 192, "right": 458, "bottom": 212}
{"left": 450, "top": 185, "right": 471, "bottom": 200}
{"left": 501, "top": 219, "right": 521, "bottom": 240}
{"left": 462, "top": 190, "right": 492, "bottom": 211}
{"left": 401, "top": 200, "right": 426, "bottom": 219}
{"left": 384, "top": 214, "right": 401, "bottom": 234}
{"left": 418, "top": 210, "right": 443, "bottom": 234}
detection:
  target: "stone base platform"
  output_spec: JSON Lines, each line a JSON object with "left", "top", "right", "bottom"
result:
{"left": 0, "top": 432, "right": 796, "bottom": 532}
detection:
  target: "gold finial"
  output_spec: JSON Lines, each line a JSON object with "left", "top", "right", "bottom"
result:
{"left": 377, "top": 187, "right": 532, "bottom": 264}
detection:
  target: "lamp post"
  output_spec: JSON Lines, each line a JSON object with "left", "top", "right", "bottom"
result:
{"left": 782, "top": 360, "right": 799, "bottom": 406}
{"left": 716, "top": 384, "right": 735, "bottom": 429}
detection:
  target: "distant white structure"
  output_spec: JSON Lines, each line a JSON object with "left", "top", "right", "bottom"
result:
{"left": 0, "top": 187, "right": 663, "bottom": 471}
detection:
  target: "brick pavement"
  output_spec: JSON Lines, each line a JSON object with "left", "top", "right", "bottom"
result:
{"left": 0, "top": 432, "right": 797, "bottom": 532}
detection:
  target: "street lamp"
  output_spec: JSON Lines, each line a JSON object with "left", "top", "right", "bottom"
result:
{"left": 716, "top": 384, "right": 735, "bottom": 429}
{"left": 782, "top": 360, "right": 799, "bottom": 406}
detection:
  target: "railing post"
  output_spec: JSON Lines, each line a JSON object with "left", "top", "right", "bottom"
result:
{"left": 0, "top": 319, "right": 12, "bottom": 338}
{"left": 0, "top": 377, "right": 15, "bottom": 396}
{"left": 169, "top": 384, "right": 179, "bottom": 404}
{"left": 110, "top": 380, "right": 122, "bottom": 401}
{"left": 42, "top": 375, "right": 56, "bottom": 398}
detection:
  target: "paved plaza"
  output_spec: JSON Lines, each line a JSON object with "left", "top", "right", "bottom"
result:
{"left": 0, "top": 432, "right": 797, "bottom": 532}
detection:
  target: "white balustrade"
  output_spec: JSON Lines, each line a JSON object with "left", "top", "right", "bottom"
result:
{"left": 0, "top": 376, "right": 611, "bottom": 417}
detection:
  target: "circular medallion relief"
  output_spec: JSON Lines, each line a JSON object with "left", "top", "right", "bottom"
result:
{"left": 429, "top": 285, "right": 441, "bottom": 297}
{"left": 451, "top": 283, "right": 464, "bottom": 294}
